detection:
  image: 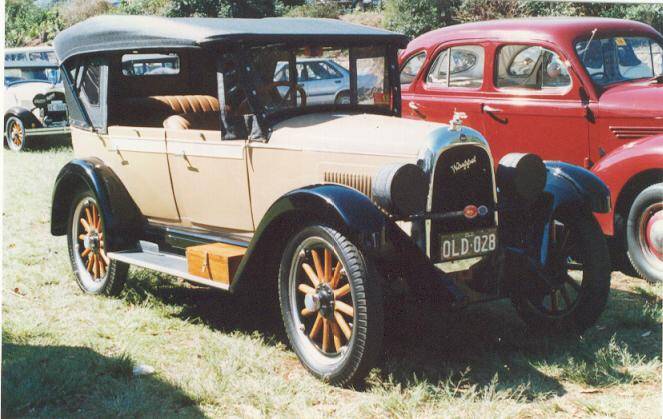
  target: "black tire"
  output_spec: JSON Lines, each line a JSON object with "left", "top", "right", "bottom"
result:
{"left": 278, "top": 225, "right": 384, "bottom": 386}
{"left": 334, "top": 91, "right": 351, "bottom": 105}
{"left": 67, "top": 189, "right": 128, "bottom": 296}
{"left": 626, "top": 183, "right": 663, "bottom": 283}
{"left": 5, "top": 116, "right": 29, "bottom": 152}
{"left": 512, "top": 210, "right": 611, "bottom": 334}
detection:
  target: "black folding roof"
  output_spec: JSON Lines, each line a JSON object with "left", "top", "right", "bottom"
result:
{"left": 54, "top": 15, "right": 409, "bottom": 63}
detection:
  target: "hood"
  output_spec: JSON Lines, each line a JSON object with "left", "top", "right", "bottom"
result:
{"left": 269, "top": 113, "right": 444, "bottom": 158}
{"left": 599, "top": 81, "right": 663, "bottom": 118}
{"left": 5, "top": 81, "right": 56, "bottom": 109}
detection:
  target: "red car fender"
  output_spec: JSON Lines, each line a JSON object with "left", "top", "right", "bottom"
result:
{"left": 591, "top": 135, "right": 663, "bottom": 236}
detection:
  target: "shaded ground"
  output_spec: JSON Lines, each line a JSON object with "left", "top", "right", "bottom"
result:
{"left": 3, "top": 148, "right": 661, "bottom": 417}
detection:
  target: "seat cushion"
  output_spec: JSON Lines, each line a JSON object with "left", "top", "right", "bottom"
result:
{"left": 163, "top": 112, "right": 221, "bottom": 131}
{"left": 114, "top": 95, "right": 220, "bottom": 127}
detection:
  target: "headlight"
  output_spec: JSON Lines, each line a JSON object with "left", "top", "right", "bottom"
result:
{"left": 497, "top": 153, "right": 547, "bottom": 203}
{"left": 373, "top": 163, "right": 427, "bottom": 216}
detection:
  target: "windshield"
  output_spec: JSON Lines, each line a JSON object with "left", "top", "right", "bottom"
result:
{"left": 575, "top": 36, "right": 662, "bottom": 85}
{"left": 4, "top": 67, "right": 60, "bottom": 85}
{"left": 246, "top": 44, "right": 392, "bottom": 120}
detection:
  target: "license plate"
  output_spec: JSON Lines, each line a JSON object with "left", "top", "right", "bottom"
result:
{"left": 47, "top": 101, "right": 66, "bottom": 112}
{"left": 439, "top": 228, "right": 497, "bottom": 262}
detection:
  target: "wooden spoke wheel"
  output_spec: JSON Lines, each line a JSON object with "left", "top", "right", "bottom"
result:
{"left": 512, "top": 211, "right": 610, "bottom": 334}
{"left": 294, "top": 242, "right": 354, "bottom": 355}
{"left": 67, "top": 191, "right": 128, "bottom": 295}
{"left": 279, "top": 225, "right": 384, "bottom": 386}
{"left": 5, "top": 116, "right": 27, "bottom": 152}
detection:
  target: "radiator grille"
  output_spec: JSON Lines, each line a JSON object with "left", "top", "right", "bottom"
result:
{"left": 324, "top": 172, "right": 373, "bottom": 199}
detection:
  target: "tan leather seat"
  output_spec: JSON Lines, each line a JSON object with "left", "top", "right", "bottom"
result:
{"left": 114, "top": 95, "right": 220, "bottom": 127}
{"left": 163, "top": 112, "right": 221, "bottom": 130}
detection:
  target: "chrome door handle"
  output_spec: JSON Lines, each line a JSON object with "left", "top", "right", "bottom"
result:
{"left": 483, "top": 105, "right": 502, "bottom": 113}
{"left": 408, "top": 101, "right": 420, "bottom": 110}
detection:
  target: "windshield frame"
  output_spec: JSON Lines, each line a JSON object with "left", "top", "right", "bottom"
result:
{"left": 237, "top": 41, "right": 402, "bottom": 132}
{"left": 573, "top": 34, "right": 663, "bottom": 88}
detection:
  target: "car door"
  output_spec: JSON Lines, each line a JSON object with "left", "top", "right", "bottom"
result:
{"left": 69, "top": 56, "right": 180, "bottom": 222}
{"left": 166, "top": 127, "right": 254, "bottom": 232}
{"left": 301, "top": 61, "right": 344, "bottom": 105}
{"left": 402, "top": 43, "right": 488, "bottom": 133}
{"left": 480, "top": 43, "right": 590, "bottom": 166}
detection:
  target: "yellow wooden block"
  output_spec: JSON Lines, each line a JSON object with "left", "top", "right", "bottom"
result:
{"left": 186, "top": 243, "right": 245, "bottom": 285}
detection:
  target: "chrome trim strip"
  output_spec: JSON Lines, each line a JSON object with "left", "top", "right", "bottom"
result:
{"left": 25, "top": 127, "right": 70, "bottom": 136}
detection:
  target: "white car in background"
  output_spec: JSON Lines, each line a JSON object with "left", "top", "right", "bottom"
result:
{"left": 5, "top": 46, "right": 58, "bottom": 64}
{"left": 4, "top": 60, "right": 70, "bottom": 151}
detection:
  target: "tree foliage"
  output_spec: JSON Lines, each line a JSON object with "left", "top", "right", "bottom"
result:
{"left": 383, "top": 0, "right": 457, "bottom": 38}
{"left": 4, "top": 0, "right": 662, "bottom": 47}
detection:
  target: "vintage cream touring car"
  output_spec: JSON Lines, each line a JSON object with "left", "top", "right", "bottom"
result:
{"left": 52, "top": 16, "right": 612, "bottom": 386}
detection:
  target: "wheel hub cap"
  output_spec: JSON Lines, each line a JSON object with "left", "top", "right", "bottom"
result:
{"left": 645, "top": 209, "right": 663, "bottom": 258}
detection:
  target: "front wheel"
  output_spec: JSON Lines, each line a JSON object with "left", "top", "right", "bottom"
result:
{"left": 512, "top": 210, "right": 611, "bottom": 334}
{"left": 67, "top": 190, "right": 128, "bottom": 295}
{"left": 627, "top": 183, "right": 663, "bottom": 283}
{"left": 278, "top": 225, "right": 384, "bottom": 386}
{"left": 5, "top": 116, "right": 29, "bottom": 152}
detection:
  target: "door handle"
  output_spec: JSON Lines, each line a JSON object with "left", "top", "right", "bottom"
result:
{"left": 408, "top": 101, "right": 426, "bottom": 119}
{"left": 334, "top": 80, "right": 341, "bottom": 84}
{"left": 482, "top": 104, "right": 502, "bottom": 113}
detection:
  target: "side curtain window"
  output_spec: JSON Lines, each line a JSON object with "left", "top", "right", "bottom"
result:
{"left": 425, "top": 45, "right": 484, "bottom": 88}
{"left": 69, "top": 56, "right": 108, "bottom": 131}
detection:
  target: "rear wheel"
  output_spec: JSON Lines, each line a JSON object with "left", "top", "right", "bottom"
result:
{"left": 335, "top": 91, "right": 351, "bottom": 105}
{"left": 278, "top": 225, "right": 384, "bottom": 386}
{"left": 67, "top": 190, "right": 128, "bottom": 295}
{"left": 512, "top": 210, "right": 611, "bottom": 334}
{"left": 5, "top": 117, "right": 28, "bottom": 152}
{"left": 627, "top": 183, "right": 663, "bottom": 283}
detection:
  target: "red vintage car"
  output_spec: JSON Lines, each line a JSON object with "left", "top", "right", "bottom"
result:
{"left": 400, "top": 17, "right": 663, "bottom": 282}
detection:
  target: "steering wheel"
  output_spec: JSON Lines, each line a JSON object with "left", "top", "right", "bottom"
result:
{"left": 238, "top": 81, "right": 307, "bottom": 115}
{"left": 268, "top": 81, "right": 307, "bottom": 107}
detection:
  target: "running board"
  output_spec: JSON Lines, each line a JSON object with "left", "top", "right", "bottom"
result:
{"left": 108, "top": 241, "right": 230, "bottom": 291}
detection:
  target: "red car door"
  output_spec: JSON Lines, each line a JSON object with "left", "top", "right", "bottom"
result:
{"left": 479, "top": 42, "right": 591, "bottom": 166}
{"left": 402, "top": 42, "right": 490, "bottom": 134}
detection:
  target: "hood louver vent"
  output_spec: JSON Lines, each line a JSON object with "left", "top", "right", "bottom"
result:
{"left": 610, "top": 126, "right": 663, "bottom": 140}
{"left": 324, "top": 172, "right": 373, "bottom": 199}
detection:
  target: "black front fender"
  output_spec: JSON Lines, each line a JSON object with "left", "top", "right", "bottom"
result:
{"left": 4, "top": 106, "right": 42, "bottom": 129}
{"left": 230, "top": 184, "right": 462, "bottom": 304}
{"left": 545, "top": 161, "right": 610, "bottom": 214}
{"left": 51, "top": 158, "right": 143, "bottom": 251}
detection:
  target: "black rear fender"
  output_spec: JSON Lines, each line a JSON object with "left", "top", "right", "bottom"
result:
{"left": 51, "top": 158, "right": 143, "bottom": 251}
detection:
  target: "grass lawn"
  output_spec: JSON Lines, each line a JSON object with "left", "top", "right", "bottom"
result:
{"left": 2, "top": 147, "right": 662, "bottom": 417}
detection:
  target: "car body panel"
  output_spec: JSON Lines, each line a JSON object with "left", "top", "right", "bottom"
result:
{"left": 592, "top": 135, "right": 663, "bottom": 235}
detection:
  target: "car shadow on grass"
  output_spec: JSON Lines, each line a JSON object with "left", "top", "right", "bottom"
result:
{"left": 2, "top": 331, "right": 206, "bottom": 417}
{"left": 121, "top": 270, "right": 661, "bottom": 399}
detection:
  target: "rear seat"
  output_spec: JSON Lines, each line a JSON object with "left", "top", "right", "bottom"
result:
{"left": 113, "top": 95, "right": 220, "bottom": 127}
{"left": 163, "top": 112, "right": 221, "bottom": 130}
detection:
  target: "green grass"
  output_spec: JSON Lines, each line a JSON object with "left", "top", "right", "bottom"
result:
{"left": 3, "top": 148, "right": 662, "bottom": 417}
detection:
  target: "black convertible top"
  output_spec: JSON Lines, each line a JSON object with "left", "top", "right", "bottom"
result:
{"left": 54, "top": 15, "right": 409, "bottom": 63}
